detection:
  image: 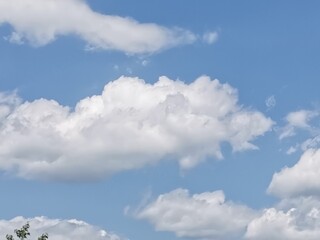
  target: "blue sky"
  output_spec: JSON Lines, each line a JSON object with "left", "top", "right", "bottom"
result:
{"left": 1, "top": 1, "right": 320, "bottom": 240}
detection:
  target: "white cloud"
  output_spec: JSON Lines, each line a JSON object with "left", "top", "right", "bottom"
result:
{"left": 135, "top": 188, "right": 320, "bottom": 240}
{"left": 0, "top": 0, "right": 196, "bottom": 54}
{"left": 0, "top": 76, "right": 273, "bottom": 181}
{"left": 136, "top": 188, "right": 257, "bottom": 239}
{"left": 0, "top": 91, "right": 21, "bottom": 120}
{"left": 301, "top": 136, "right": 320, "bottom": 151}
{"left": 141, "top": 60, "right": 149, "bottom": 66}
{"left": 265, "top": 95, "right": 276, "bottom": 110}
{"left": 268, "top": 148, "right": 320, "bottom": 198}
{"left": 279, "top": 125, "right": 296, "bottom": 140}
{"left": 286, "top": 110, "right": 317, "bottom": 128}
{"left": 285, "top": 136, "right": 320, "bottom": 156}
{"left": 246, "top": 197, "right": 320, "bottom": 240}
{"left": 202, "top": 31, "right": 218, "bottom": 45}
{"left": 279, "top": 110, "right": 318, "bottom": 140}
{"left": 286, "top": 146, "right": 298, "bottom": 155}
{"left": 3, "top": 31, "right": 24, "bottom": 45}
{"left": 0, "top": 216, "right": 123, "bottom": 240}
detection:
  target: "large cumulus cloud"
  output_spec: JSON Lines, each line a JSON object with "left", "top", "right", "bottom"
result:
{"left": 0, "top": 76, "right": 273, "bottom": 181}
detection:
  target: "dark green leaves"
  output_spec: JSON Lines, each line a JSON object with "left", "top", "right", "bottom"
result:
{"left": 5, "top": 223, "right": 48, "bottom": 240}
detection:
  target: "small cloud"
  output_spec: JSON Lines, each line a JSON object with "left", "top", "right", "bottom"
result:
{"left": 123, "top": 206, "right": 131, "bottom": 216}
{"left": 279, "top": 125, "right": 295, "bottom": 140}
{"left": 265, "top": 95, "right": 276, "bottom": 110}
{"left": 202, "top": 31, "right": 218, "bottom": 45}
{"left": 286, "top": 146, "right": 297, "bottom": 155}
{"left": 279, "top": 110, "right": 319, "bottom": 140}
{"left": 4, "top": 32, "right": 24, "bottom": 45}
{"left": 141, "top": 60, "right": 149, "bottom": 67}
{"left": 286, "top": 110, "right": 317, "bottom": 128}
{"left": 113, "top": 65, "right": 119, "bottom": 71}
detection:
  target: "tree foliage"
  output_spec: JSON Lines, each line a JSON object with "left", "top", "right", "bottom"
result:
{"left": 5, "top": 223, "right": 48, "bottom": 240}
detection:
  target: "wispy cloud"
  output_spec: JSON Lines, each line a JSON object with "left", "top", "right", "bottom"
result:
{"left": 265, "top": 95, "right": 276, "bottom": 110}
{"left": 279, "top": 110, "right": 318, "bottom": 140}
{"left": 0, "top": 0, "right": 196, "bottom": 54}
{"left": 202, "top": 31, "right": 218, "bottom": 45}
{"left": 278, "top": 109, "right": 320, "bottom": 158}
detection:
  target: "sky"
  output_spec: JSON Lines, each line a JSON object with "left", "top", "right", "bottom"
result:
{"left": 1, "top": 0, "right": 320, "bottom": 239}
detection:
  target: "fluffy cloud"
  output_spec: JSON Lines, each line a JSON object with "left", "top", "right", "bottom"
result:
{"left": 0, "top": 216, "right": 122, "bottom": 240}
{"left": 268, "top": 148, "right": 320, "bottom": 198}
{"left": 136, "top": 188, "right": 257, "bottom": 239}
{"left": 286, "top": 110, "right": 317, "bottom": 128}
{"left": 279, "top": 110, "right": 318, "bottom": 140}
{"left": 246, "top": 197, "right": 320, "bottom": 240}
{"left": 253, "top": 144, "right": 320, "bottom": 239}
{"left": 0, "top": 76, "right": 273, "bottom": 181}
{"left": 136, "top": 188, "right": 320, "bottom": 240}
{"left": 0, "top": 0, "right": 196, "bottom": 54}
